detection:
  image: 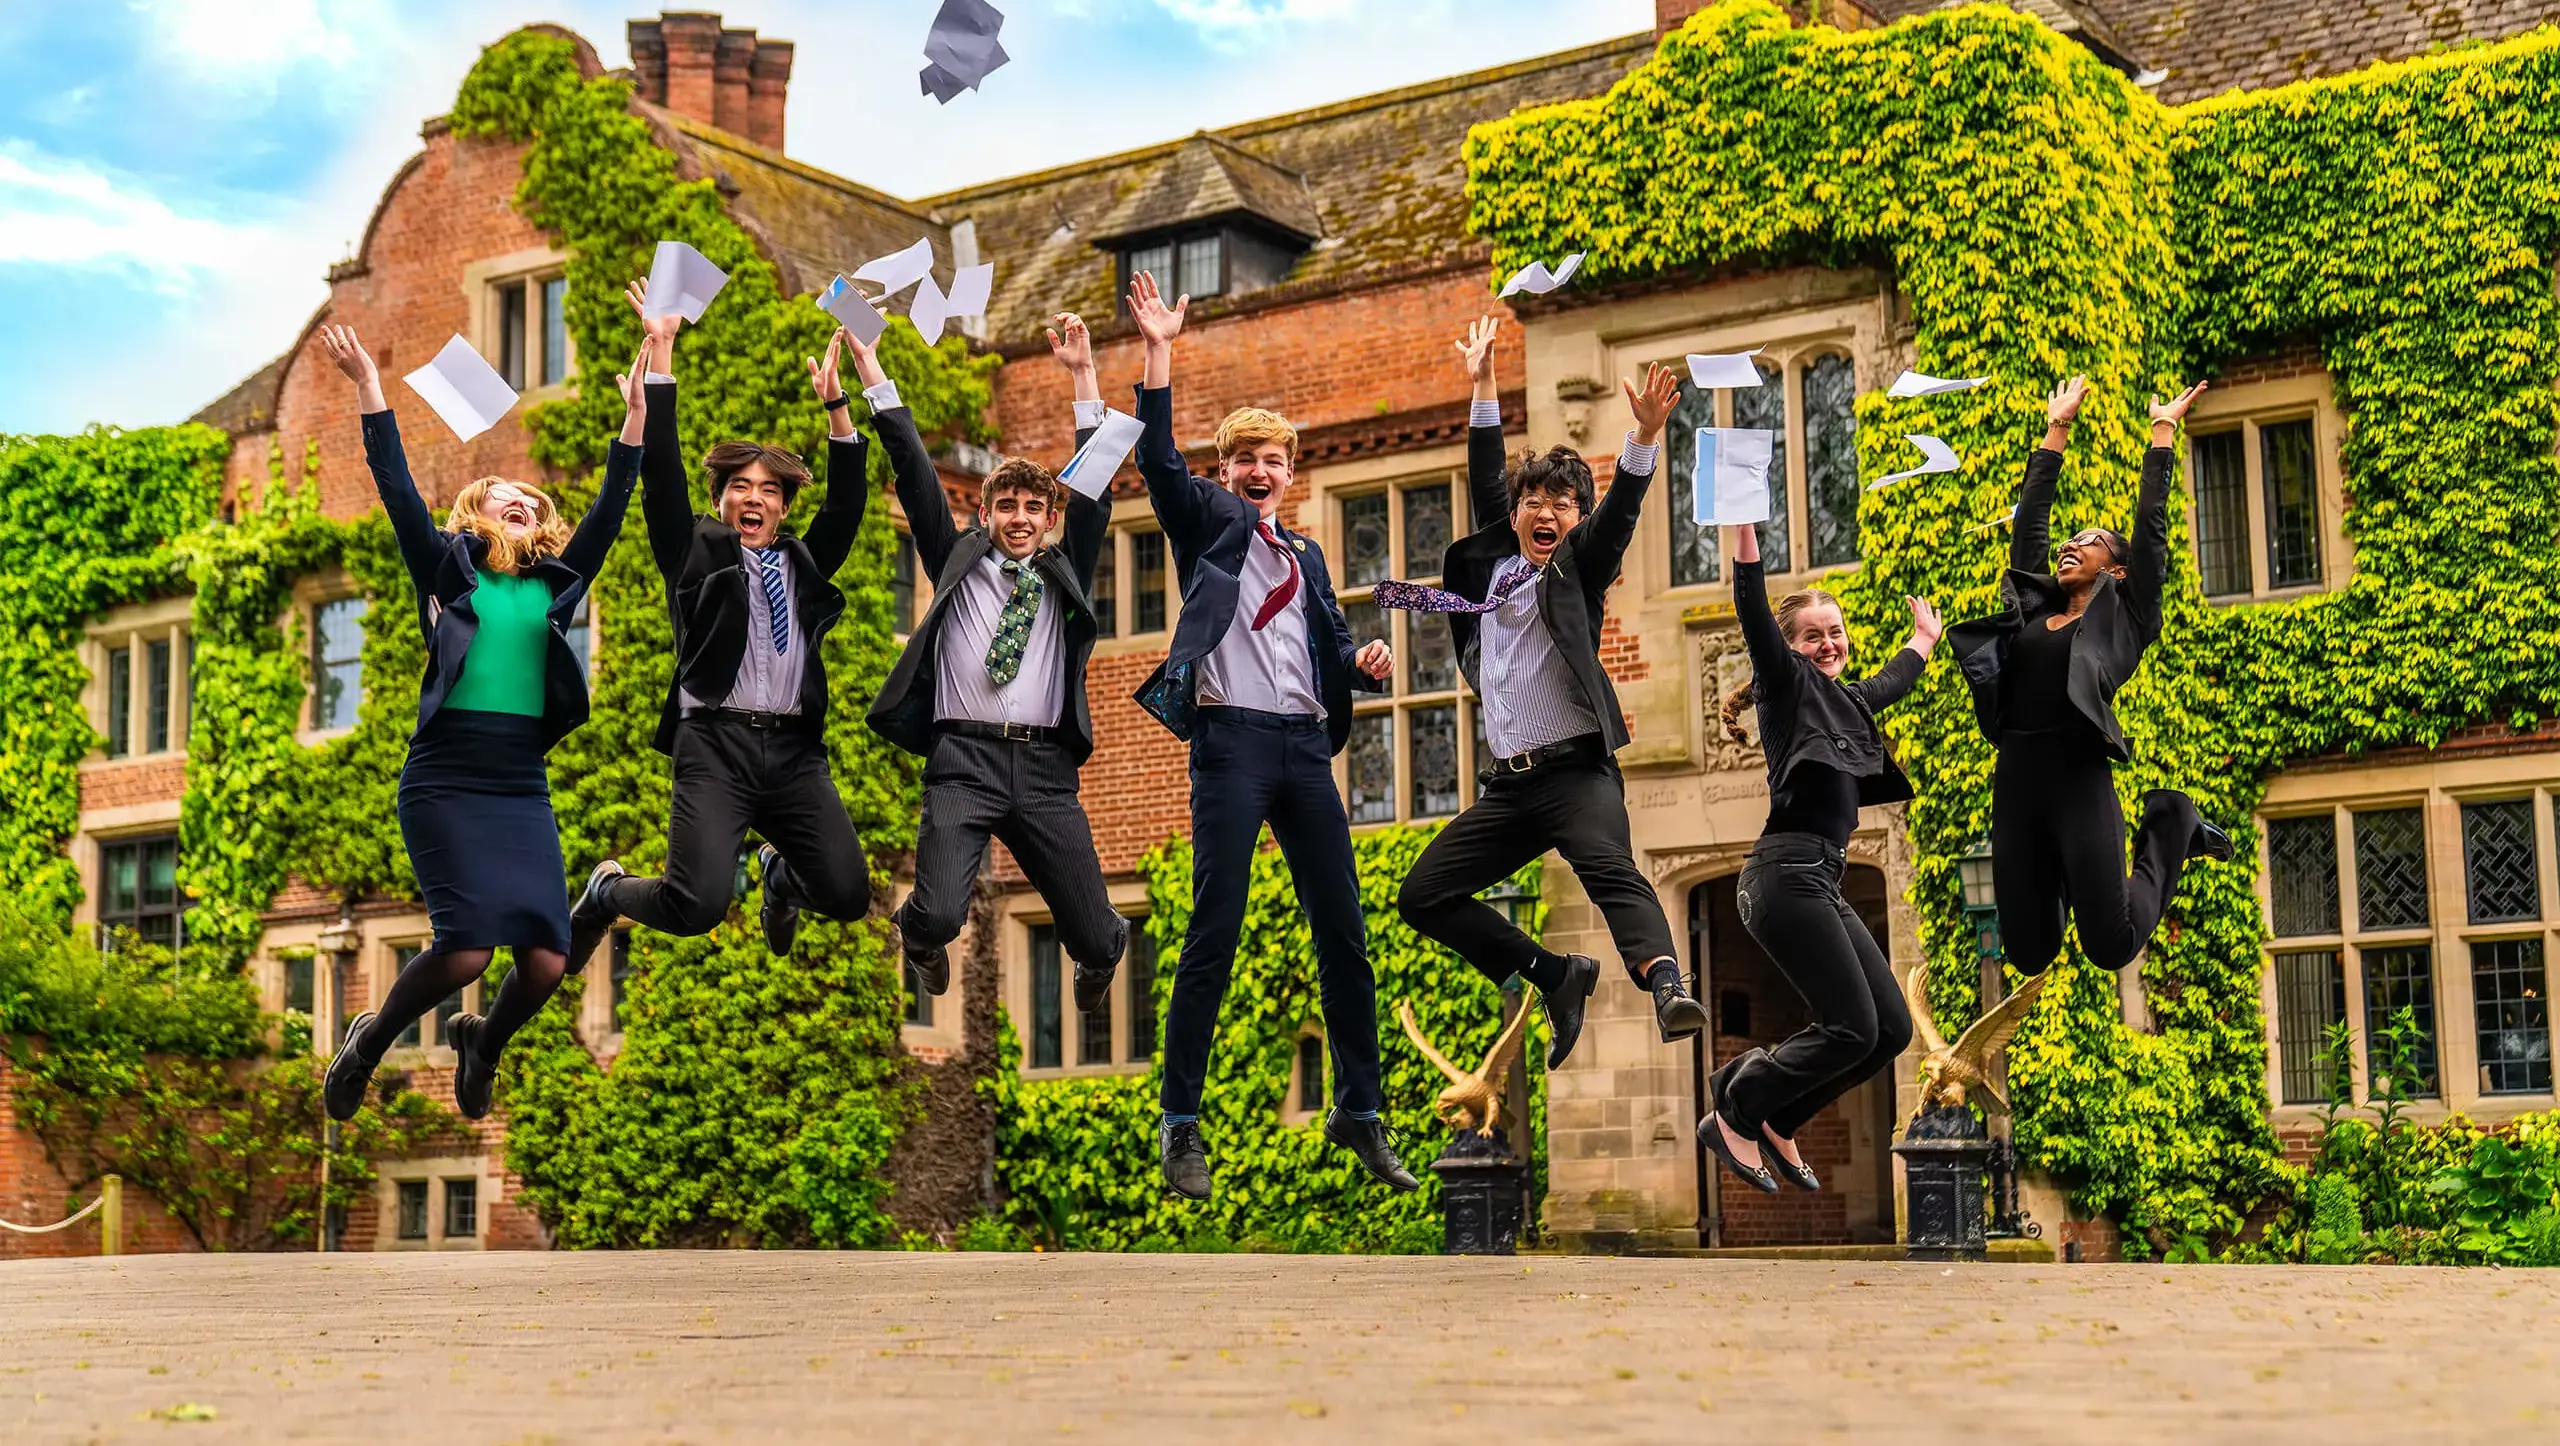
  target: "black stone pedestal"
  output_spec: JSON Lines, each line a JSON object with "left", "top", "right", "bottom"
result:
{"left": 1892, "top": 1105, "right": 1991, "bottom": 1261}
{"left": 1431, "top": 1127, "right": 1527, "bottom": 1256}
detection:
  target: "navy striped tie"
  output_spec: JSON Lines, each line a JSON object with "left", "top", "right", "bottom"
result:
{"left": 752, "top": 549, "right": 790, "bottom": 655}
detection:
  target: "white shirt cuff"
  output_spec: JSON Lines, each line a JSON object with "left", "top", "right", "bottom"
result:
{"left": 1073, "top": 399, "right": 1108, "bottom": 430}
{"left": 645, "top": 372, "right": 675, "bottom": 385}
{"left": 863, "top": 378, "right": 903, "bottom": 413}
{"left": 1469, "top": 399, "right": 1502, "bottom": 428}
{"left": 1618, "top": 432, "right": 1659, "bottom": 475}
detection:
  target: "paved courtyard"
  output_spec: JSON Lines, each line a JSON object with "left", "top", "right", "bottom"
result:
{"left": 6, "top": 1249, "right": 2557, "bottom": 1442}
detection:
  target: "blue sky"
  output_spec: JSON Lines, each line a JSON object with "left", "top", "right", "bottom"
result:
{"left": 0, "top": 0, "right": 1653, "bottom": 435}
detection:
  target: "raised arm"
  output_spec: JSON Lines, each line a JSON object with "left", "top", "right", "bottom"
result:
{"left": 1458, "top": 317, "right": 1508, "bottom": 532}
{"left": 1575, "top": 362, "right": 1681, "bottom": 584}
{"left": 799, "top": 327, "right": 868, "bottom": 578}
{"left": 320, "top": 325, "right": 444, "bottom": 597}
{"left": 628, "top": 279, "right": 693, "bottom": 583}
{"left": 1128, "top": 271, "right": 1211, "bottom": 543}
{"left": 2011, "top": 376, "right": 2085, "bottom": 574}
{"left": 1727, "top": 523, "right": 1795, "bottom": 700}
{"left": 558, "top": 341, "right": 653, "bottom": 582}
{"left": 847, "top": 317, "right": 961, "bottom": 581}
{"left": 2127, "top": 382, "right": 2207, "bottom": 632}
{"left": 1048, "top": 312, "right": 1113, "bottom": 590}
{"left": 1848, "top": 596, "right": 1942, "bottom": 713}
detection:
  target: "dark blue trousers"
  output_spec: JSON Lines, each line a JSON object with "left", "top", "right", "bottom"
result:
{"left": 1159, "top": 707, "right": 1384, "bottom": 1118}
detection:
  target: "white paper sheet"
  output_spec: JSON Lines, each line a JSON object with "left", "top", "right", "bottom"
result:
{"left": 1887, "top": 370, "right": 1990, "bottom": 399}
{"left": 854, "top": 237, "right": 936, "bottom": 296}
{"left": 943, "top": 262, "right": 994, "bottom": 320}
{"left": 1868, "top": 434, "right": 1963, "bottom": 491}
{"left": 1691, "top": 427, "right": 1775, "bottom": 526}
{"left": 1496, "top": 251, "right": 1586, "bottom": 299}
{"left": 1966, "top": 505, "right": 2019, "bottom": 535}
{"left": 643, "top": 240, "right": 729, "bottom": 323}
{"left": 908, "top": 274, "right": 954, "bottom": 345}
{"left": 1057, "top": 408, "right": 1145, "bottom": 501}
{"left": 817, "top": 274, "right": 888, "bottom": 347}
{"left": 403, "top": 335, "right": 520, "bottom": 443}
{"left": 1686, "top": 351, "right": 1768, "bottom": 391}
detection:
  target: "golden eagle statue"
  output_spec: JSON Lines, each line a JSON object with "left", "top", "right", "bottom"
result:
{"left": 1901, "top": 961, "right": 2047, "bottom": 1123}
{"left": 1396, "top": 998, "right": 1532, "bottom": 1134}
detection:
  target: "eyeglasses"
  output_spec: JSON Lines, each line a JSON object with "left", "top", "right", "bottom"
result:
{"left": 1514, "top": 495, "right": 1583, "bottom": 518}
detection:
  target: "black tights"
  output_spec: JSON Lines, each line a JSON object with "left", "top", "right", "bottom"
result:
{"left": 1991, "top": 735, "right": 2200, "bottom": 974}
{"left": 349, "top": 946, "right": 569, "bottom": 1063}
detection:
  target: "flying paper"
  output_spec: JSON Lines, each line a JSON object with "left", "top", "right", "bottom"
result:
{"left": 1887, "top": 370, "right": 1990, "bottom": 399}
{"left": 1966, "top": 505, "right": 2020, "bottom": 535}
{"left": 403, "top": 335, "right": 519, "bottom": 443}
{"left": 1690, "top": 427, "right": 1776, "bottom": 527}
{"left": 817, "top": 275, "right": 888, "bottom": 348}
{"left": 906, "top": 263, "right": 995, "bottom": 344}
{"left": 1496, "top": 252, "right": 1585, "bottom": 300}
{"left": 643, "top": 241, "right": 728, "bottom": 323}
{"left": 1686, "top": 351, "right": 1768, "bottom": 390}
{"left": 1058, "top": 409, "right": 1146, "bottom": 501}
{"left": 920, "top": 65, "right": 969, "bottom": 103}
{"left": 854, "top": 237, "right": 936, "bottom": 297}
{"left": 1868, "top": 434, "right": 1963, "bottom": 491}
{"left": 921, "top": 0, "right": 1009, "bottom": 102}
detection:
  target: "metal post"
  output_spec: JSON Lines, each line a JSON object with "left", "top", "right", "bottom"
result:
{"left": 100, "top": 1175, "right": 122, "bottom": 1256}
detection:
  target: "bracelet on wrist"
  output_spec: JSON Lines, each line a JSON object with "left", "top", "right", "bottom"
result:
{"left": 823, "top": 394, "right": 852, "bottom": 412}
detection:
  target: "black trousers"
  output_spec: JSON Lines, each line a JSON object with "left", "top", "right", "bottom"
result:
{"left": 1160, "top": 708, "right": 1382, "bottom": 1118}
{"left": 1992, "top": 732, "right": 2200, "bottom": 974}
{"left": 610, "top": 713, "right": 871, "bottom": 935}
{"left": 1724, "top": 833, "right": 1911, "bottom": 1138}
{"left": 1396, "top": 751, "right": 1678, "bottom": 988}
{"left": 894, "top": 732, "right": 1127, "bottom": 969}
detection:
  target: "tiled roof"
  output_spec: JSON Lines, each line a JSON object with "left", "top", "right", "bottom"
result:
{"left": 649, "top": 105, "right": 950, "bottom": 300}
{"left": 1083, "top": 134, "right": 1322, "bottom": 248}
{"left": 189, "top": 350, "right": 288, "bottom": 434}
{"left": 1866, "top": 0, "right": 2560, "bottom": 102}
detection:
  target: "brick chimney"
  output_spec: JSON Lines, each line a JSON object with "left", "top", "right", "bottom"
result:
{"left": 1658, "top": 0, "right": 1880, "bottom": 35}
{"left": 627, "top": 12, "right": 792, "bottom": 152}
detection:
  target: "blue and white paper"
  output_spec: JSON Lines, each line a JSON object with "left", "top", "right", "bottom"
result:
{"left": 1690, "top": 427, "right": 1775, "bottom": 526}
{"left": 1058, "top": 408, "right": 1145, "bottom": 501}
{"left": 817, "top": 274, "right": 888, "bottom": 347}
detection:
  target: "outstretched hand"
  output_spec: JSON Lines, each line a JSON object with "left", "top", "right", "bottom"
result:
{"left": 805, "top": 330, "right": 847, "bottom": 403}
{"left": 2046, "top": 375, "right": 2090, "bottom": 426}
{"left": 1128, "top": 270, "right": 1188, "bottom": 349}
{"left": 1046, "top": 311, "right": 1094, "bottom": 371}
{"left": 625, "top": 279, "right": 683, "bottom": 368}
{"left": 2149, "top": 381, "right": 2208, "bottom": 428}
{"left": 1455, "top": 315, "right": 1499, "bottom": 391}
{"left": 616, "top": 340, "right": 650, "bottom": 444}
{"left": 1905, "top": 595, "right": 1944, "bottom": 656}
{"left": 318, "top": 324, "right": 386, "bottom": 414}
{"left": 1623, "top": 362, "right": 1682, "bottom": 446}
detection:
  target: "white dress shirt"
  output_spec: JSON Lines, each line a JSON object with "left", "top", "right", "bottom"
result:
{"left": 935, "top": 551, "right": 1067, "bottom": 728}
{"left": 1198, "top": 524, "right": 1321, "bottom": 717}
{"left": 1477, "top": 432, "right": 1658, "bottom": 758}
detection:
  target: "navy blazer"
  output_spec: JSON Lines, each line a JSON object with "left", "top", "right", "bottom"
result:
{"left": 360, "top": 409, "right": 640, "bottom": 752}
{"left": 1127, "top": 383, "right": 1385, "bottom": 753}
{"left": 866, "top": 404, "right": 1111, "bottom": 763}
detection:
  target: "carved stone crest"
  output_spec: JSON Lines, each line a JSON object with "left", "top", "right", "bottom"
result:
{"left": 1693, "top": 622, "right": 1762, "bottom": 774}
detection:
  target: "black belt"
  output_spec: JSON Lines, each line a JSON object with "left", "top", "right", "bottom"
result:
{"left": 1481, "top": 731, "right": 1608, "bottom": 783}
{"left": 708, "top": 707, "right": 797, "bottom": 731}
{"left": 938, "top": 719, "right": 1065, "bottom": 745}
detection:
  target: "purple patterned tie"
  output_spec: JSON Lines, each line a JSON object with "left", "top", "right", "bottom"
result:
{"left": 1374, "top": 559, "right": 1539, "bottom": 615}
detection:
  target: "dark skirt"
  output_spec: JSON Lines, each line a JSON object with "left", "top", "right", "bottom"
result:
{"left": 397, "top": 709, "right": 568, "bottom": 955}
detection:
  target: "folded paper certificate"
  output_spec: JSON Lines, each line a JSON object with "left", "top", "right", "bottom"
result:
{"left": 1686, "top": 351, "right": 1768, "bottom": 390}
{"left": 1058, "top": 409, "right": 1145, "bottom": 501}
{"left": 817, "top": 274, "right": 888, "bottom": 347}
{"left": 1887, "top": 370, "right": 1990, "bottom": 399}
{"left": 1691, "top": 427, "right": 1775, "bottom": 526}
{"left": 854, "top": 237, "right": 936, "bottom": 296}
{"left": 1868, "top": 434, "right": 1962, "bottom": 490}
{"left": 922, "top": 0, "right": 1009, "bottom": 97}
{"left": 1496, "top": 252, "right": 1584, "bottom": 299}
{"left": 403, "top": 335, "right": 519, "bottom": 443}
{"left": 643, "top": 241, "right": 728, "bottom": 323}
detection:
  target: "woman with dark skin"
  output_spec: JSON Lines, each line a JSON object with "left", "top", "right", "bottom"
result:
{"left": 1946, "top": 375, "right": 2233, "bottom": 983}
{"left": 315, "top": 323, "right": 648, "bottom": 1124}
{"left": 1696, "top": 521, "right": 1940, "bottom": 1193}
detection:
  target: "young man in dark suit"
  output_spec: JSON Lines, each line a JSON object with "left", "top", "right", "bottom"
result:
{"left": 1390, "top": 317, "right": 1710, "bottom": 1066}
{"left": 1124, "top": 271, "right": 1416, "bottom": 1201}
{"left": 859, "top": 310, "right": 1128, "bottom": 1011}
{"left": 565, "top": 281, "right": 874, "bottom": 968}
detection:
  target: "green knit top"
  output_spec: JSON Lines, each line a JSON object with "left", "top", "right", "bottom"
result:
{"left": 444, "top": 569, "right": 553, "bottom": 716}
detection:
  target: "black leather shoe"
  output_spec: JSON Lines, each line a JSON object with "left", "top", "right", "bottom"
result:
{"left": 449, "top": 1012, "right": 496, "bottom": 1121}
{"left": 566, "top": 860, "right": 625, "bottom": 976}
{"left": 905, "top": 939, "right": 952, "bottom": 997}
{"left": 323, "top": 1012, "right": 380, "bottom": 1123}
{"left": 1159, "top": 1119, "right": 1212, "bottom": 1201}
{"left": 2192, "top": 818, "right": 2236, "bottom": 863}
{"left": 1698, "top": 1111, "right": 1780, "bottom": 1194}
{"left": 758, "top": 844, "right": 801, "bottom": 956}
{"left": 1760, "top": 1123, "right": 1820, "bottom": 1192}
{"left": 1651, "top": 975, "right": 1709, "bottom": 1043}
{"left": 1073, "top": 960, "right": 1116, "bottom": 1016}
{"left": 1540, "top": 953, "right": 1601, "bottom": 1070}
{"left": 1324, "top": 1109, "right": 1420, "bottom": 1192}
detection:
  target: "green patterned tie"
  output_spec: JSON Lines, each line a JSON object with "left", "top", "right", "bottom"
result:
{"left": 983, "top": 559, "right": 1045, "bottom": 686}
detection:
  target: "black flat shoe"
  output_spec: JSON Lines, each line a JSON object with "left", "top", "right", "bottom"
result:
{"left": 449, "top": 1012, "right": 496, "bottom": 1121}
{"left": 566, "top": 860, "right": 624, "bottom": 976}
{"left": 1652, "top": 977, "right": 1709, "bottom": 1043}
{"left": 1697, "top": 1111, "right": 1779, "bottom": 1194}
{"left": 1759, "top": 1123, "right": 1820, "bottom": 1192}
{"left": 1073, "top": 960, "right": 1116, "bottom": 1015}
{"left": 1540, "top": 954, "right": 1601, "bottom": 1070}
{"left": 2192, "top": 818, "right": 2235, "bottom": 863}
{"left": 323, "top": 1012, "right": 380, "bottom": 1123}
{"left": 1159, "top": 1119, "right": 1212, "bottom": 1201}
{"left": 1323, "top": 1110, "right": 1419, "bottom": 1192}
{"left": 905, "top": 939, "right": 952, "bottom": 997}
{"left": 757, "top": 845, "right": 801, "bottom": 956}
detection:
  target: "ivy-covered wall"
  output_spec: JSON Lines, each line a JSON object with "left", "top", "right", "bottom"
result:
{"left": 1467, "top": 0, "right": 2560, "bottom": 1249}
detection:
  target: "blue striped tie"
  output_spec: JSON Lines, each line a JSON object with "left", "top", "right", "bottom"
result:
{"left": 752, "top": 549, "right": 790, "bottom": 655}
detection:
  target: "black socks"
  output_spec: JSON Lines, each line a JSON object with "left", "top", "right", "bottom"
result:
{"left": 1520, "top": 949, "right": 1571, "bottom": 995}
{"left": 1642, "top": 959, "right": 1683, "bottom": 995}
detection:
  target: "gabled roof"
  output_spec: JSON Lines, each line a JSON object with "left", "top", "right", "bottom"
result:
{"left": 648, "top": 105, "right": 949, "bottom": 299}
{"left": 1084, "top": 134, "right": 1323, "bottom": 248}
{"left": 189, "top": 351, "right": 288, "bottom": 434}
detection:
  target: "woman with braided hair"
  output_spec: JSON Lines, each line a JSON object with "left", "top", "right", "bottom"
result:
{"left": 1696, "top": 519, "right": 1941, "bottom": 1195}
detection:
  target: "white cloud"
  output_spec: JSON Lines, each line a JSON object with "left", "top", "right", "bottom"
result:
{"left": 1152, "top": 0, "right": 1365, "bottom": 43}
{"left": 125, "top": 0, "right": 385, "bottom": 99}
{"left": 0, "top": 142, "right": 281, "bottom": 280}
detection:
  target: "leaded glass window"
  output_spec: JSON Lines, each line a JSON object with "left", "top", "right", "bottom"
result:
{"left": 1666, "top": 385, "right": 1719, "bottom": 587}
{"left": 1409, "top": 704, "right": 1460, "bottom": 820}
{"left": 1407, "top": 611, "right": 1455, "bottom": 693}
{"left": 2261, "top": 418, "right": 2321, "bottom": 589}
{"left": 1734, "top": 359, "right": 1789, "bottom": 571}
{"left": 1346, "top": 713, "right": 1394, "bottom": 825}
{"left": 2461, "top": 799, "right": 2539, "bottom": 924}
{"left": 1029, "top": 924, "right": 1062, "bottom": 1070}
{"left": 2362, "top": 945, "right": 2439, "bottom": 1098}
{"left": 2472, "top": 938, "right": 2550, "bottom": 1095}
{"left": 1803, "top": 354, "right": 1858, "bottom": 569}
{"left": 2267, "top": 814, "right": 2340, "bottom": 938}
{"left": 2352, "top": 807, "right": 2428, "bottom": 932}
{"left": 1341, "top": 492, "right": 1390, "bottom": 589}
{"left": 2274, "top": 949, "right": 2344, "bottom": 1105}
{"left": 2190, "top": 430, "right": 2249, "bottom": 598}
{"left": 1403, "top": 483, "right": 1453, "bottom": 573}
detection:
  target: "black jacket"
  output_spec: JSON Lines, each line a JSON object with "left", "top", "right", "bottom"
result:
{"left": 362, "top": 409, "right": 639, "bottom": 752}
{"left": 1735, "top": 558, "right": 1922, "bottom": 807}
{"left": 638, "top": 379, "right": 868, "bottom": 755}
{"left": 866, "top": 405, "right": 1110, "bottom": 763}
{"left": 1129, "top": 383, "right": 1385, "bottom": 753}
{"left": 1946, "top": 444, "right": 2173, "bottom": 763}
{"left": 1442, "top": 418, "right": 1648, "bottom": 755}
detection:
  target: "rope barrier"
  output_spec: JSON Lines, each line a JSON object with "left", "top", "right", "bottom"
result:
{"left": 0, "top": 1194, "right": 104, "bottom": 1233}
{"left": 1, "top": 1175, "right": 120, "bottom": 1251}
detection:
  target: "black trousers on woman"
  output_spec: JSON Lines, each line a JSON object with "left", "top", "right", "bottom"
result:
{"left": 1722, "top": 832, "right": 1911, "bottom": 1138}
{"left": 1991, "top": 730, "right": 2200, "bottom": 974}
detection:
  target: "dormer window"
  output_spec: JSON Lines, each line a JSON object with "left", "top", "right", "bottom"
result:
{"left": 1093, "top": 135, "right": 1319, "bottom": 311}
{"left": 1122, "top": 231, "right": 1226, "bottom": 302}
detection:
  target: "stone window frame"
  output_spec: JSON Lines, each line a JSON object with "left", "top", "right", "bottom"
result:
{"left": 463, "top": 246, "right": 576, "bottom": 403}
{"left": 1002, "top": 883, "right": 1154, "bottom": 1080}
{"left": 2256, "top": 755, "right": 2559, "bottom": 1123}
{"left": 290, "top": 568, "right": 367, "bottom": 744}
{"left": 82, "top": 595, "right": 193, "bottom": 765}
{"left": 371, "top": 931, "right": 493, "bottom": 1063}
{"left": 1081, "top": 523, "right": 1176, "bottom": 656}
{"left": 2183, "top": 372, "right": 2355, "bottom": 604}
{"left": 372, "top": 1155, "right": 492, "bottom": 1252}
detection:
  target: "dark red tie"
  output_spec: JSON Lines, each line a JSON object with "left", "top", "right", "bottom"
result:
{"left": 1250, "top": 521, "right": 1302, "bottom": 631}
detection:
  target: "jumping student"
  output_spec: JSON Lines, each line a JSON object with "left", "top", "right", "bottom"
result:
{"left": 859, "top": 309, "right": 1127, "bottom": 1012}
{"left": 1389, "top": 317, "right": 1710, "bottom": 1067}
{"left": 1944, "top": 375, "right": 2232, "bottom": 981}
{"left": 1696, "top": 520, "right": 1940, "bottom": 1194}
{"left": 565, "top": 280, "right": 875, "bottom": 970}
{"left": 316, "top": 323, "right": 645, "bottom": 1122}
{"left": 1124, "top": 270, "right": 1416, "bottom": 1201}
